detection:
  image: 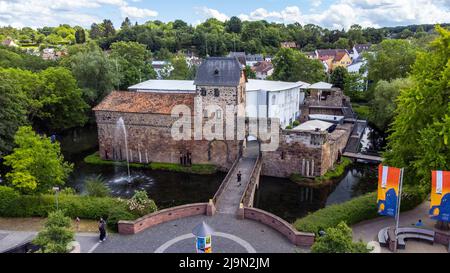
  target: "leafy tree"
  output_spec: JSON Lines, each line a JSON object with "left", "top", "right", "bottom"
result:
{"left": 33, "top": 210, "right": 75, "bottom": 253}
{"left": 32, "top": 67, "right": 89, "bottom": 131}
{"left": 167, "top": 55, "right": 192, "bottom": 80}
{"left": 330, "top": 66, "right": 348, "bottom": 90}
{"left": 311, "top": 222, "right": 369, "bottom": 253}
{"left": 225, "top": 16, "right": 242, "bottom": 34}
{"left": 0, "top": 45, "right": 56, "bottom": 72}
{"left": 0, "top": 71, "right": 29, "bottom": 154}
{"left": 384, "top": 26, "right": 450, "bottom": 189}
{"left": 365, "top": 39, "right": 418, "bottom": 85}
{"left": 244, "top": 65, "right": 256, "bottom": 79}
{"left": 121, "top": 17, "right": 132, "bottom": 30}
{"left": 344, "top": 72, "right": 366, "bottom": 102}
{"left": 4, "top": 126, "right": 73, "bottom": 194}
{"left": 271, "top": 48, "right": 326, "bottom": 83}
{"left": 102, "top": 19, "right": 116, "bottom": 37}
{"left": 110, "top": 41, "right": 156, "bottom": 89}
{"left": 369, "top": 78, "right": 413, "bottom": 132}
{"left": 334, "top": 37, "right": 350, "bottom": 49}
{"left": 74, "top": 28, "right": 86, "bottom": 44}
{"left": 65, "top": 42, "right": 119, "bottom": 105}
{"left": 89, "top": 23, "right": 103, "bottom": 40}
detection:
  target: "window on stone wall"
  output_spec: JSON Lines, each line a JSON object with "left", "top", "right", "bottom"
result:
{"left": 272, "top": 95, "right": 276, "bottom": 105}
{"left": 281, "top": 151, "right": 285, "bottom": 160}
{"left": 216, "top": 110, "right": 222, "bottom": 120}
{"left": 201, "top": 88, "right": 207, "bottom": 96}
{"left": 214, "top": 88, "right": 220, "bottom": 97}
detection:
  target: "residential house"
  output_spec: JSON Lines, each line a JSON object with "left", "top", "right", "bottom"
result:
{"left": 315, "top": 49, "right": 352, "bottom": 72}
{"left": 2, "top": 38, "right": 18, "bottom": 47}
{"left": 152, "top": 60, "right": 173, "bottom": 79}
{"left": 245, "top": 54, "right": 264, "bottom": 67}
{"left": 280, "top": 42, "right": 297, "bottom": 49}
{"left": 227, "top": 52, "right": 247, "bottom": 67}
{"left": 351, "top": 43, "right": 372, "bottom": 60}
{"left": 251, "top": 61, "right": 274, "bottom": 80}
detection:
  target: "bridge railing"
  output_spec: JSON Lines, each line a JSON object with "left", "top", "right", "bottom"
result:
{"left": 239, "top": 153, "right": 262, "bottom": 207}
{"left": 211, "top": 155, "right": 241, "bottom": 205}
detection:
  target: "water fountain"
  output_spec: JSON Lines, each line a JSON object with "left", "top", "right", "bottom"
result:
{"left": 115, "top": 117, "right": 131, "bottom": 181}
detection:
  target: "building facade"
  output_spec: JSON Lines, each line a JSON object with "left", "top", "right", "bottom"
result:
{"left": 94, "top": 57, "right": 351, "bottom": 178}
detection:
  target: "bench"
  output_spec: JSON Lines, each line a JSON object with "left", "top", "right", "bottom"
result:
{"left": 378, "top": 227, "right": 389, "bottom": 247}
{"left": 378, "top": 226, "right": 435, "bottom": 250}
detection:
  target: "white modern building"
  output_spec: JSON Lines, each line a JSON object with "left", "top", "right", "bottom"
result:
{"left": 245, "top": 79, "right": 309, "bottom": 128}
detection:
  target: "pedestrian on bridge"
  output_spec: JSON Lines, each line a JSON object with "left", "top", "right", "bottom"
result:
{"left": 237, "top": 171, "right": 242, "bottom": 184}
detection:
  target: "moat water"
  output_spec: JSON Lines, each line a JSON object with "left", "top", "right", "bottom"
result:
{"left": 56, "top": 124, "right": 382, "bottom": 222}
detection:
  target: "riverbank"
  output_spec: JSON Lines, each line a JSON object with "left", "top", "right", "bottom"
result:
{"left": 84, "top": 152, "right": 217, "bottom": 175}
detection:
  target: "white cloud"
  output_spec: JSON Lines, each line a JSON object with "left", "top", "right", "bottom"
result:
{"left": 0, "top": 0, "right": 157, "bottom": 28}
{"left": 237, "top": 0, "right": 450, "bottom": 30}
{"left": 120, "top": 5, "right": 158, "bottom": 19}
{"left": 196, "top": 7, "right": 229, "bottom": 22}
{"left": 311, "top": 0, "right": 322, "bottom": 8}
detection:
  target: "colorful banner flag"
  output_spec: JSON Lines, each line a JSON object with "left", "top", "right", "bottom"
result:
{"left": 377, "top": 165, "right": 402, "bottom": 217}
{"left": 430, "top": 171, "right": 450, "bottom": 222}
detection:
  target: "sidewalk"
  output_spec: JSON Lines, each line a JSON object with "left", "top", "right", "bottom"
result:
{"left": 0, "top": 229, "right": 100, "bottom": 253}
{"left": 352, "top": 201, "right": 448, "bottom": 253}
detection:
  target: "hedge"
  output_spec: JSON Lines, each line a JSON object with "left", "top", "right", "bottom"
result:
{"left": 0, "top": 186, "right": 157, "bottom": 231}
{"left": 294, "top": 186, "right": 427, "bottom": 234}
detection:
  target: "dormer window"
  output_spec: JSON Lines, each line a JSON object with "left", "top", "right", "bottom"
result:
{"left": 214, "top": 69, "right": 219, "bottom": 76}
{"left": 201, "top": 88, "right": 206, "bottom": 96}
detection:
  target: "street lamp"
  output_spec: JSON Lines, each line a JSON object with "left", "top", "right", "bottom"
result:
{"left": 52, "top": 187, "right": 60, "bottom": 210}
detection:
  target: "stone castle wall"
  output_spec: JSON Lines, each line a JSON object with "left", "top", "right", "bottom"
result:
{"left": 95, "top": 111, "right": 240, "bottom": 171}
{"left": 260, "top": 124, "right": 351, "bottom": 178}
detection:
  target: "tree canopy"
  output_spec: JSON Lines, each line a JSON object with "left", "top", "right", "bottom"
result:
{"left": 4, "top": 126, "right": 73, "bottom": 194}
{"left": 271, "top": 48, "right": 326, "bottom": 83}
{"left": 384, "top": 26, "right": 450, "bottom": 190}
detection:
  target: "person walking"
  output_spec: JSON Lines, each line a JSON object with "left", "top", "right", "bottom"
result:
{"left": 98, "top": 218, "right": 107, "bottom": 243}
{"left": 237, "top": 171, "right": 242, "bottom": 187}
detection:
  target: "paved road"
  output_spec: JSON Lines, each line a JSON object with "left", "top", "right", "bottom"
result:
{"left": 93, "top": 214, "right": 307, "bottom": 253}
{"left": 352, "top": 201, "right": 449, "bottom": 253}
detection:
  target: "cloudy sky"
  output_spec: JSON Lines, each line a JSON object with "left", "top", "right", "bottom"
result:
{"left": 0, "top": 0, "right": 449, "bottom": 29}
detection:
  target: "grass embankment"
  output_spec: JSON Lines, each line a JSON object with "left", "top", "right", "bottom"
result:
{"left": 294, "top": 186, "right": 427, "bottom": 234}
{"left": 290, "top": 157, "right": 352, "bottom": 186}
{"left": 352, "top": 103, "right": 370, "bottom": 120}
{"left": 84, "top": 152, "right": 217, "bottom": 175}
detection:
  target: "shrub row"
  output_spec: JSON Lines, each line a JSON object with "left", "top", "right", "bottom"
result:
{"left": 0, "top": 186, "right": 158, "bottom": 231}
{"left": 294, "top": 187, "right": 427, "bottom": 234}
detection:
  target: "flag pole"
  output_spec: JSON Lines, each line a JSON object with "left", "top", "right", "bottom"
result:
{"left": 394, "top": 168, "right": 404, "bottom": 252}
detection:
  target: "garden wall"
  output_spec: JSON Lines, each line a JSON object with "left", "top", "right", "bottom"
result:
{"left": 118, "top": 203, "right": 212, "bottom": 234}
{"left": 239, "top": 207, "right": 315, "bottom": 247}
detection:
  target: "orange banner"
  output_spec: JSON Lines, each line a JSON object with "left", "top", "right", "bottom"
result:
{"left": 430, "top": 171, "right": 450, "bottom": 222}
{"left": 377, "top": 165, "right": 402, "bottom": 217}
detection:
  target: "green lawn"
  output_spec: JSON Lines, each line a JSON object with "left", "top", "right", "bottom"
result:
{"left": 84, "top": 152, "right": 217, "bottom": 175}
{"left": 352, "top": 103, "right": 370, "bottom": 120}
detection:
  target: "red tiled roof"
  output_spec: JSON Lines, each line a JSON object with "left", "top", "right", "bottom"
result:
{"left": 93, "top": 91, "right": 195, "bottom": 114}
{"left": 334, "top": 51, "right": 347, "bottom": 61}
{"left": 251, "top": 61, "right": 273, "bottom": 73}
